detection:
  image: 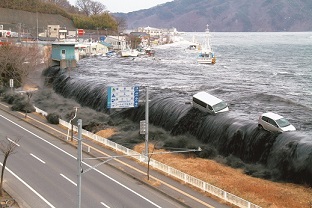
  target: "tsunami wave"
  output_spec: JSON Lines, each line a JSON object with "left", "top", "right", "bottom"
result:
{"left": 43, "top": 66, "right": 312, "bottom": 186}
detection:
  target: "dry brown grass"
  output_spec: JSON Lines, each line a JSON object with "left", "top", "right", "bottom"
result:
{"left": 96, "top": 129, "right": 117, "bottom": 138}
{"left": 134, "top": 143, "right": 312, "bottom": 208}
{"left": 0, "top": 190, "right": 19, "bottom": 207}
{"left": 22, "top": 84, "right": 38, "bottom": 91}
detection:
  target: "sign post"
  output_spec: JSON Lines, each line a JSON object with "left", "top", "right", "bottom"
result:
{"left": 9, "top": 79, "right": 13, "bottom": 93}
{"left": 77, "top": 29, "right": 85, "bottom": 36}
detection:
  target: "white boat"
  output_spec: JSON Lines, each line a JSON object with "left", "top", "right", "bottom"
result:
{"left": 120, "top": 46, "right": 139, "bottom": 57}
{"left": 187, "top": 35, "right": 201, "bottom": 50}
{"left": 197, "top": 25, "right": 216, "bottom": 64}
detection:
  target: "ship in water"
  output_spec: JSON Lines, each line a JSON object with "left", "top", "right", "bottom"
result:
{"left": 196, "top": 25, "right": 216, "bottom": 64}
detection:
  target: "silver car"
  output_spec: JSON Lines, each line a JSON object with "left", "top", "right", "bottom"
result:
{"left": 258, "top": 112, "right": 296, "bottom": 133}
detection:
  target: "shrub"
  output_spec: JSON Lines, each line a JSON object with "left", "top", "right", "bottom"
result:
{"left": 196, "top": 145, "right": 216, "bottom": 159}
{"left": 2, "top": 93, "right": 18, "bottom": 104}
{"left": 0, "top": 86, "right": 7, "bottom": 94}
{"left": 46, "top": 113, "right": 60, "bottom": 124}
{"left": 9, "top": 94, "right": 35, "bottom": 113}
{"left": 11, "top": 101, "right": 35, "bottom": 113}
{"left": 163, "top": 137, "right": 188, "bottom": 149}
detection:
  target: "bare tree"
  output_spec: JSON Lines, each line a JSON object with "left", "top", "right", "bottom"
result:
{"left": 24, "top": 92, "right": 33, "bottom": 118}
{"left": 76, "top": 0, "right": 92, "bottom": 16}
{"left": 115, "top": 16, "right": 127, "bottom": 34}
{"left": 147, "top": 139, "right": 159, "bottom": 180}
{"left": 0, "top": 137, "right": 20, "bottom": 196}
{"left": 0, "top": 44, "right": 42, "bottom": 88}
{"left": 42, "top": 0, "right": 72, "bottom": 8}
{"left": 90, "top": 1, "right": 106, "bottom": 15}
{"left": 76, "top": 0, "right": 106, "bottom": 16}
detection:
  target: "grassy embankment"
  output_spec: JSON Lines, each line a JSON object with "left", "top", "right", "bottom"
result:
{"left": 97, "top": 129, "right": 312, "bottom": 208}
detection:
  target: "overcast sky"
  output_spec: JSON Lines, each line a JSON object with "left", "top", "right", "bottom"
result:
{"left": 69, "top": 0, "right": 173, "bottom": 13}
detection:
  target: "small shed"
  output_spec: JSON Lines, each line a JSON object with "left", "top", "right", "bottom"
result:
{"left": 51, "top": 42, "right": 77, "bottom": 69}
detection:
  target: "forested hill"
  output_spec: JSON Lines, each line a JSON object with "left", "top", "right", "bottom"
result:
{"left": 0, "top": 0, "right": 118, "bottom": 35}
{"left": 114, "top": 0, "right": 312, "bottom": 32}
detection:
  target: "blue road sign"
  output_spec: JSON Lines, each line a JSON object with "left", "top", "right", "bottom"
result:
{"left": 107, "top": 86, "right": 140, "bottom": 109}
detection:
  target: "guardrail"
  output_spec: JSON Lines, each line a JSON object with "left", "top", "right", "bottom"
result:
{"left": 36, "top": 107, "right": 261, "bottom": 208}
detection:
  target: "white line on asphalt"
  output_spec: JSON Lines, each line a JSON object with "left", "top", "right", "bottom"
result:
{"left": 7, "top": 137, "right": 20, "bottom": 146}
{"left": 1, "top": 115, "right": 162, "bottom": 208}
{"left": 60, "top": 173, "right": 77, "bottom": 186}
{"left": 30, "top": 153, "right": 46, "bottom": 164}
{"left": 101, "top": 202, "right": 111, "bottom": 208}
{"left": 0, "top": 162, "right": 55, "bottom": 208}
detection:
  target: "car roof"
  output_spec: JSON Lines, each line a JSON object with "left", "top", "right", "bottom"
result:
{"left": 193, "top": 91, "right": 224, "bottom": 106}
{"left": 261, "top": 112, "right": 284, "bottom": 120}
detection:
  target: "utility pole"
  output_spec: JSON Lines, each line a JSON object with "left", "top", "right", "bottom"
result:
{"left": 36, "top": 11, "right": 39, "bottom": 42}
{"left": 17, "top": 23, "right": 21, "bottom": 42}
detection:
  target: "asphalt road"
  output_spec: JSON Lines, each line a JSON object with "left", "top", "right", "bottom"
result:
{"left": 0, "top": 104, "right": 230, "bottom": 208}
{"left": 0, "top": 112, "right": 188, "bottom": 208}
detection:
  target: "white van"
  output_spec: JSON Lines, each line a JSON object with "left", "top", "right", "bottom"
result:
{"left": 192, "top": 91, "right": 229, "bottom": 114}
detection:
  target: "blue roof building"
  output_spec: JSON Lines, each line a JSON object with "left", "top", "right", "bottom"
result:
{"left": 51, "top": 42, "right": 77, "bottom": 69}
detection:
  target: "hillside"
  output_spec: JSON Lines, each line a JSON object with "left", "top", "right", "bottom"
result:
{"left": 115, "top": 0, "right": 312, "bottom": 32}
{"left": 0, "top": 8, "right": 76, "bottom": 35}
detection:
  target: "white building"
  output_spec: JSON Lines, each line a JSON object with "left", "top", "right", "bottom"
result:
{"left": 104, "top": 35, "right": 127, "bottom": 50}
{"left": 137, "top": 26, "right": 162, "bottom": 37}
{"left": 0, "top": 25, "right": 11, "bottom": 37}
{"left": 44, "top": 25, "right": 76, "bottom": 39}
{"left": 137, "top": 26, "right": 178, "bottom": 37}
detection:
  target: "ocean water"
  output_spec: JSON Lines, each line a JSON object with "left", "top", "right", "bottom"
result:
{"left": 42, "top": 32, "right": 312, "bottom": 185}
{"left": 76, "top": 32, "right": 312, "bottom": 134}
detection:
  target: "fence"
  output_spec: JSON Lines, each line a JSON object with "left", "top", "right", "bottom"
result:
{"left": 36, "top": 107, "right": 261, "bottom": 208}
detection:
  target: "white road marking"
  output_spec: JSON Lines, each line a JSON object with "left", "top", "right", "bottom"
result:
{"left": 101, "top": 202, "right": 111, "bottom": 208}
{"left": 30, "top": 153, "right": 46, "bottom": 164}
{"left": 60, "top": 173, "right": 77, "bottom": 186}
{"left": 7, "top": 137, "right": 20, "bottom": 146}
{"left": 0, "top": 162, "right": 55, "bottom": 208}
{"left": 1, "top": 115, "right": 162, "bottom": 208}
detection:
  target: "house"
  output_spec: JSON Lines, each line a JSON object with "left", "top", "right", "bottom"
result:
{"left": 137, "top": 26, "right": 163, "bottom": 37}
{"left": 44, "top": 25, "right": 76, "bottom": 40}
{"left": 51, "top": 42, "right": 77, "bottom": 69}
{"left": 129, "top": 32, "right": 150, "bottom": 47}
{"left": 47, "top": 25, "right": 60, "bottom": 38}
{"left": 59, "top": 28, "right": 68, "bottom": 39}
{"left": 98, "top": 41, "right": 113, "bottom": 55}
{"left": 136, "top": 26, "right": 179, "bottom": 45}
{"left": 74, "top": 41, "right": 112, "bottom": 58}
{"left": 104, "top": 35, "right": 127, "bottom": 50}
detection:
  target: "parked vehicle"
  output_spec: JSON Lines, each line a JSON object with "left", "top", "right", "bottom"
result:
{"left": 258, "top": 112, "right": 296, "bottom": 133}
{"left": 192, "top": 91, "right": 229, "bottom": 114}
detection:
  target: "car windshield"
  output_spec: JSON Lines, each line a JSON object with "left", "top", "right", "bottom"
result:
{"left": 276, "top": 118, "right": 291, "bottom": 128}
{"left": 213, "top": 101, "right": 228, "bottom": 112}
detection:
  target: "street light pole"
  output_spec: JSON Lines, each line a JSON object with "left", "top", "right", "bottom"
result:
{"left": 77, "top": 119, "right": 82, "bottom": 208}
{"left": 144, "top": 86, "right": 149, "bottom": 160}
{"left": 66, "top": 107, "right": 79, "bottom": 141}
{"left": 74, "top": 114, "right": 201, "bottom": 206}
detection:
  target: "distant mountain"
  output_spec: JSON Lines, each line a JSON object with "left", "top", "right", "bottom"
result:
{"left": 114, "top": 0, "right": 312, "bottom": 32}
